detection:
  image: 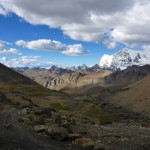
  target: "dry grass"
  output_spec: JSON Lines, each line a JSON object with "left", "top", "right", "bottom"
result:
{"left": 75, "top": 105, "right": 120, "bottom": 124}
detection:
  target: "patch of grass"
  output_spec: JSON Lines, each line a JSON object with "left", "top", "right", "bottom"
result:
{"left": 0, "top": 86, "right": 16, "bottom": 91}
{"left": 77, "top": 106, "right": 120, "bottom": 125}
{"left": 15, "top": 86, "right": 51, "bottom": 97}
{"left": 0, "top": 84, "right": 52, "bottom": 97}
{"left": 50, "top": 102, "right": 71, "bottom": 113}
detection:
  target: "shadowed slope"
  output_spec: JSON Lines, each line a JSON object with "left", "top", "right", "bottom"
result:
{"left": 107, "top": 76, "right": 150, "bottom": 116}
{"left": 0, "top": 63, "right": 36, "bottom": 85}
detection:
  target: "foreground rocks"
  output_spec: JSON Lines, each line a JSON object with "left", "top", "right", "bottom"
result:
{"left": 47, "top": 125, "right": 68, "bottom": 141}
{"left": 15, "top": 101, "right": 150, "bottom": 150}
{"left": 34, "top": 125, "right": 48, "bottom": 132}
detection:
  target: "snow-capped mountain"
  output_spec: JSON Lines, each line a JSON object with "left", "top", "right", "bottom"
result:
{"left": 99, "top": 48, "right": 150, "bottom": 70}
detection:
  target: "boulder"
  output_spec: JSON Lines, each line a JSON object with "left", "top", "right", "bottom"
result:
{"left": 33, "top": 107, "right": 54, "bottom": 117}
{"left": 47, "top": 126, "right": 68, "bottom": 141}
{"left": 34, "top": 125, "right": 48, "bottom": 132}
{"left": 21, "top": 108, "right": 30, "bottom": 115}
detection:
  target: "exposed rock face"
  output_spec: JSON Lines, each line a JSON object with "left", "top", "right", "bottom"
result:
{"left": 78, "top": 64, "right": 88, "bottom": 71}
{"left": 43, "top": 71, "right": 109, "bottom": 91}
{"left": 90, "top": 64, "right": 101, "bottom": 71}
{"left": 44, "top": 72, "right": 85, "bottom": 90}
{"left": 99, "top": 48, "right": 150, "bottom": 70}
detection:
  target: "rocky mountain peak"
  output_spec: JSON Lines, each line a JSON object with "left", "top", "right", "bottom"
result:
{"left": 78, "top": 64, "right": 88, "bottom": 70}
{"left": 90, "top": 64, "right": 101, "bottom": 71}
{"left": 99, "top": 48, "right": 150, "bottom": 70}
{"left": 50, "top": 65, "right": 59, "bottom": 71}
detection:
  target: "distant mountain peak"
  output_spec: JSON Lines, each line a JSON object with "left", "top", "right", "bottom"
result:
{"left": 99, "top": 48, "right": 150, "bottom": 70}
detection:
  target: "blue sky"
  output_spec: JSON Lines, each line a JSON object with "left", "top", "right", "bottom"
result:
{"left": 0, "top": 0, "right": 149, "bottom": 68}
{"left": 0, "top": 14, "right": 119, "bottom": 67}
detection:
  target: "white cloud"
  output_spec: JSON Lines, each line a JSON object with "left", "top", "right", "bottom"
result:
{"left": 1, "top": 0, "right": 150, "bottom": 49}
{"left": 16, "top": 39, "right": 65, "bottom": 51}
{"left": 62, "top": 44, "right": 87, "bottom": 56}
{"left": 1, "top": 56, "right": 7, "bottom": 61}
{"left": 0, "top": 56, "right": 55, "bottom": 68}
{"left": 0, "top": 48, "right": 21, "bottom": 55}
{"left": 20, "top": 56, "right": 41, "bottom": 59}
{"left": 16, "top": 39, "right": 87, "bottom": 56}
{"left": 103, "top": 39, "right": 117, "bottom": 49}
{"left": 0, "top": 40, "right": 21, "bottom": 55}
{"left": 0, "top": 40, "right": 8, "bottom": 49}
{"left": 0, "top": 4, "right": 9, "bottom": 15}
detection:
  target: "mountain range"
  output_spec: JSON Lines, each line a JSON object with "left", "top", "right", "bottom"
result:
{"left": 15, "top": 48, "right": 150, "bottom": 74}
{"left": 15, "top": 64, "right": 104, "bottom": 87}
{"left": 15, "top": 64, "right": 102, "bottom": 73}
{"left": 99, "top": 48, "right": 150, "bottom": 70}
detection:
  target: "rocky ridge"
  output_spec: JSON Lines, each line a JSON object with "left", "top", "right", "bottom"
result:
{"left": 104, "top": 65, "right": 150, "bottom": 87}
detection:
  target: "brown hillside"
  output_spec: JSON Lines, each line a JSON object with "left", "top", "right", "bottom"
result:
{"left": 110, "top": 75, "right": 150, "bottom": 115}
{"left": 0, "top": 63, "right": 35, "bottom": 85}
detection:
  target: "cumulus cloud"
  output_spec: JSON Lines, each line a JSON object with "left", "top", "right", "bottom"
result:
{"left": 16, "top": 39, "right": 87, "bottom": 56}
{"left": 1, "top": 0, "right": 150, "bottom": 48}
{"left": 62, "top": 44, "right": 87, "bottom": 56}
{"left": 0, "top": 55, "right": 55, "bottom": 68}
{"left": 0, "top": 40, "right": 21, "bottom": 55}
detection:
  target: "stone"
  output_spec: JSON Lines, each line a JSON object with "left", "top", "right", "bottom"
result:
{"left": 47, "top": 126, "right": 68, "bottom": 141}
{"left": 34, "top": 125, "right": 48, "bottom": 132}
{"left": 21, "top": 108, "right": 30, "bottom": 115}
{"left": 33, "top": 107, "right": 54, "bottom": 117}
{"left": 75, "top": 137, "right": 94, "bottom": 149}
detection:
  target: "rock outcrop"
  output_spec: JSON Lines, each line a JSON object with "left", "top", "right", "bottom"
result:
{"left": 43, "top": 71, "right": 109, "bottom": 90}
{"left": 44, "top": 72, "right": 85, "bottom": 90}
